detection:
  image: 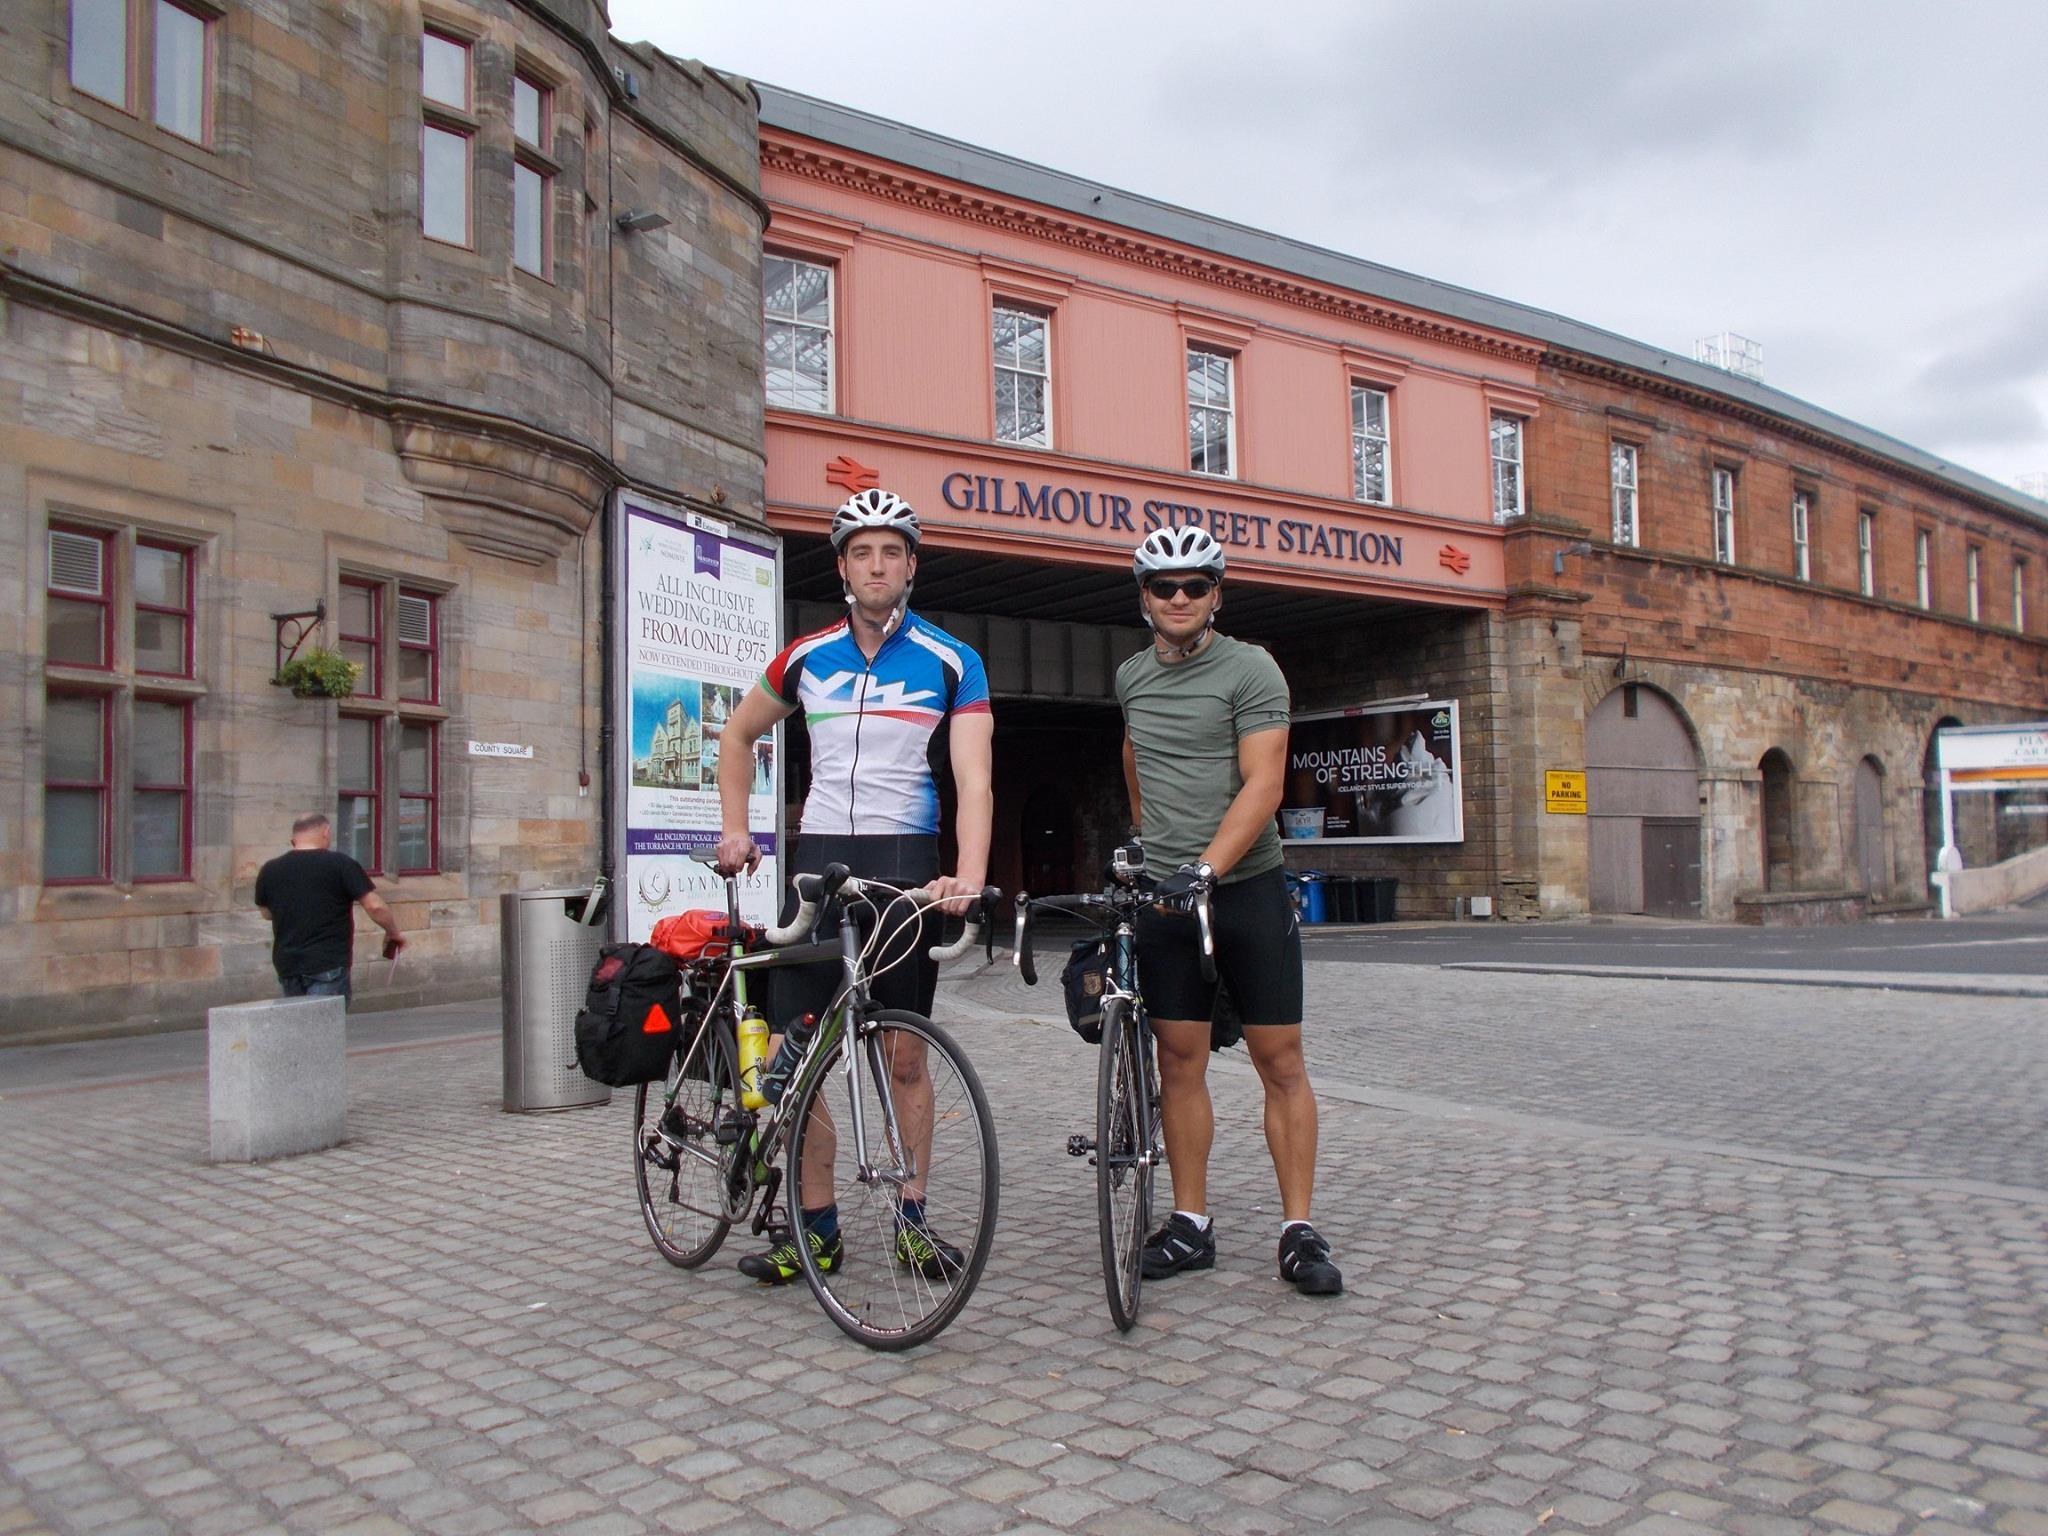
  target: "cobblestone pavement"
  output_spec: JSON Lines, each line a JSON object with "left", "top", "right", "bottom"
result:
{"left": 3, "top": 962, "right": 2044, "bottom": 1536}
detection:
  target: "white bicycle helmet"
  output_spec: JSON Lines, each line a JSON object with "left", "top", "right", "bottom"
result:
{"left": 830, "top": 488, "right": 921, "bottom": 551}
{"left": 1132, "top": 525, "right": 1226, "bottom": 583}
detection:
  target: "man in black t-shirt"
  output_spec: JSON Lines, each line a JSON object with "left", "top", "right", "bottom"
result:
{"left": 254, "top": 813, "right": 405, "bottom": 1001}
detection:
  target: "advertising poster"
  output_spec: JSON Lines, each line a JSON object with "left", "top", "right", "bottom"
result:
{"left": 618, "top": 493, "right": 782, "bottom": 937}
{"left": 1280, "top": 701, "right": 1463, "bottom": 844}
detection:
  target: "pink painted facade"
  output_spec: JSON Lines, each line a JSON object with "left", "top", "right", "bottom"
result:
{"left": 758, "top": 132, "right": 1540, "bottom": 604}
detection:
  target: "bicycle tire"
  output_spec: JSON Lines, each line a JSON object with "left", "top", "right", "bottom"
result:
{"left": 634, "top": 1016, "right": 741, "bottom": 1269}
{"left": 1097, "top": 997, "right": 1152, "bottom": 1331}
{"left": 789, "top": 1009, "right": 999, "bottom": 1350}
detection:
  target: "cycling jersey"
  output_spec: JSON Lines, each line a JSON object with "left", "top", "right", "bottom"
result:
{"left": 761, "top": 611, "right": 991, "bottom": 836}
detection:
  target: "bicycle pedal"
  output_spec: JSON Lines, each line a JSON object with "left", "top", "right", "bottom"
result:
{"left": 1066, "top": 1135, "right": 1095, "bottom": 1158}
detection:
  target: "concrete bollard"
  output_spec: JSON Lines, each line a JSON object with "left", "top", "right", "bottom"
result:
{"left": 208, "top": 995, "right": 347, "bottom": 1162}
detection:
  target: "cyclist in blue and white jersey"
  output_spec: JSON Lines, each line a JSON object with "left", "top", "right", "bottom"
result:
{"left": 716, "top": 488, "right": 994, "bottom": 1285}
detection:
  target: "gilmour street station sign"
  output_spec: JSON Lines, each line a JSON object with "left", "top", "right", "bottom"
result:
{"left": 769, "top": 427, "right": 1504, "bottom": 604}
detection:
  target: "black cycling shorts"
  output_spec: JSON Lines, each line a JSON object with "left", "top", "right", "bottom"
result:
{"left": 770, "top": 834, "right": 941, "bottom": 1027}
{"left": 1134, "top": 866, "right": 1303, "bottom": 1026}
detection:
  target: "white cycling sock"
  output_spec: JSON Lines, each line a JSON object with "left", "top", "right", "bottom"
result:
{"left": 1281, "top": 1219, "right": 1314, "bottom": 1239}
{"left": 1175, "top": 1210, "right": 1211, "bottom": 1231}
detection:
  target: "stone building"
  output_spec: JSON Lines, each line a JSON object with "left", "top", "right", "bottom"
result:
{"left": 749, "top": 87, "right": 2047, "bottom": 923}
{"left": 2, "top": 0, "right": 765, "bottom": 1040}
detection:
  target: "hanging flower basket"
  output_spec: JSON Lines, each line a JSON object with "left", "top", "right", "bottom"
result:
{"left": 276, "top": 646, "right": 361, "bottom": 700}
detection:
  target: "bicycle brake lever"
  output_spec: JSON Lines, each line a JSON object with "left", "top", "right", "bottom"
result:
{"left": 1013, "top": 893, "right": 1038, "bottom": 986}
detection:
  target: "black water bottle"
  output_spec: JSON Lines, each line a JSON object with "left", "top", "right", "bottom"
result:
{"left": 759, "top": 1013, "right": 818, "bottom": 1105}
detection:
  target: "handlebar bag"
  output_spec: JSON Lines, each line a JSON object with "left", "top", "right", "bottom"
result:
{"left": 1060, "top": 938, "right": 1112, "bottom": 1045}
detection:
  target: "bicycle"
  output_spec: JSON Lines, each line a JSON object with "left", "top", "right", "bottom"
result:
{"left": 1011, "top": 844, "right": 1213, "bottom": 1332}
{"left": 633, "top": 857, "right": 1002, "bottom": 1350}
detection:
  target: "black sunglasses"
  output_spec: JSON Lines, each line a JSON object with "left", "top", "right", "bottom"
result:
{"left": 1145, "top": 576, "right": 1216, "bottom": 600}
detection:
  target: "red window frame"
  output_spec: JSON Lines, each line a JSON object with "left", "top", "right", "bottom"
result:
{"left": 131, "top": 695, "right": 192, "bottom": 882}
{"left": 339, "top": 576, "right": 382, "bottom": 698}
{"left": 151, "top": 0, "right": 216, "bottom": 146}
{"left": 396, "top": 720, "right": 440, "bottom": 876}
{"left": 513, "top": 72, "right": 554, "bottom": 281}
{"left": 47, "top": 523, "right": 115, "bottom": 672}
{"left": 420, "top": 29, "right": 474, "bottom": 250}
{"left": 338, "top": 713, "right": 383, "bottom": 875}
{"left": 397, "top": 588, "right": 440, "bottom": 704}
{"left": 44, "top": 689, "right": 112, "bottom": 884}
{"left": 134, "top": 538, "right": 194, "bottom": 678}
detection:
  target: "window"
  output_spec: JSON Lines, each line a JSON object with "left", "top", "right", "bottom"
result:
{"left": 1916, "top": 529, "right": 1931, "bottom": 609}
{"left": 132, "top": 697, "right": 190, "bottom": 880}
{"left": 152, "top": 1, "right": 207, "bottom": 141}
{"left": 420, "top": 30, "right": 472, "bottom": 246}
{"left": 1791, "top": 492, "right": 1811, "bottom": 582}
{"left": 1610, "top": 442, "right": 1639, "bottom": 547}
{"left": 512, "top": 72, "right": 553, "bottom": 279}
{"left": 992, "top": 306, "right": 1050, "bottom": 447}
{"left": 1857, "top": 510, "right": 1875, "bottom": 596}
{"left": 47, "top": 525, "right": 112, "bottom": 669}
{"left": 1489, "top": 414, "right": 1524, "bottom": 522}
{"left": 1967, "top": 545, "right": 1982, "bottom": 622}
{"left": 1711, "top": 467, "right": 1736, "bottom": 564}
{"left": 70, "top": 0, "right": 128, "bottom": 106}
{"left": 338, "top": 580, "right": 446, "bottom": 874}
{"left": 397, "top": 721, "right": 439, "bottom": 873}
{"left": 70, "top": 0, "right": 212, "bottom": 143}
{"left": 1352, "top": 386, "right": 1391, "bottom": 504}
{"left": 42, "top": 524, "right": 203, "bottom": 883}
{"left": 397, "top": 590, "right": 439, "bottom": 703}
{"left": 337, "top": 716, "right": 379, "bottom": 868}
{"left": 2016, "top": 558, "right": 2029, "bottom": 632}
{"left": 1187, "top": 348, "right": 1235, "bottom": 477}
{"left": 339, "top": 577, "right": 381, "bottom": 697}
{"left": 44, "top": 693, "right": 110, "bottom": 883}
{"left": 134, "top": 540, "right": 192, "bottom": 676}
{"left": 763, "top": 255, "right": 833, "bottom": 411}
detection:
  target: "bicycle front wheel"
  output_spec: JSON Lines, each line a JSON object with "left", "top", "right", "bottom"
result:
{"left": 634, "top": 1016, "right": 740, "bottom": 1268}
{"left": 788, "top": 1009, "right": 999, "bottom": 1350}
{"left": 1097, "top": 998, "right": 1152, "bottom": 1331}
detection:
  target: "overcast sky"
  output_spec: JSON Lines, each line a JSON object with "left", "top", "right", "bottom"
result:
{"left": 611, "top": 0, "right": 2048, "bottom": 494}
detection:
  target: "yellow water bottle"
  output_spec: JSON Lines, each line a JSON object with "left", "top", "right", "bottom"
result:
{"left": 736, "top": 1007, "right": 770, "bottom": 1110}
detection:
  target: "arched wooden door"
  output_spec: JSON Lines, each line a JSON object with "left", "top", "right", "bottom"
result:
{"left": 1587, "top": 684, "right": 1702, "bottom": 917}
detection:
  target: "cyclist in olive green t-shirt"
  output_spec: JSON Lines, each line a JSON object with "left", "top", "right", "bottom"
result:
{"left": 1113, "top": 526, "right": 1342, "bottom": 1297}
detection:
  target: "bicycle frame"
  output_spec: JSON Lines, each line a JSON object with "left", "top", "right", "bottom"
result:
{"left": 663, "top": 880, "right": 924, "bottom": 1234}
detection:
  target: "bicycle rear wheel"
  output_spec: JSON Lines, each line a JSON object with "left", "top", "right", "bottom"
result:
{"left": 789, "top": 1009, "right": 999, "bottom": 1350}
{"left": 634, "top": 1014, "right": 741, "bottom": 1268}
{"left": 1097, "top": 998, "right": 1152, "bottom": 1331}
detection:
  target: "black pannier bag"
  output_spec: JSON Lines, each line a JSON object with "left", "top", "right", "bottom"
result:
{"left": 1061, "top": 938, "right": 1112, "bottom": 1044}
{"left": 573, "top": 942, "right": 684, "bottom": 1086}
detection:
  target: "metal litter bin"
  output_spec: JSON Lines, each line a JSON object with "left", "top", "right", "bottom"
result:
{"left": 501, "top": 887, "right": 611, "bottom": 1112}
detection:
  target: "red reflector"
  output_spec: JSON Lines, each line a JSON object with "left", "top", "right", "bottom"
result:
{"left": 641, "top": 1002, "right": 673, "bottom": 1035}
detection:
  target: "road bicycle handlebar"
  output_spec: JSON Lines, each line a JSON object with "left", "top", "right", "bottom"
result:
{"left": 1012, "top": 881, "right": 1215, "bottom": 988}
{"left": 764, "top": 863, "right": 1002, "bottom": 960}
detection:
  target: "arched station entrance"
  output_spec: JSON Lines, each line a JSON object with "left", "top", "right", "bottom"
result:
{"left": 1586, "top": 683, "right": 1702, "bottom": 917}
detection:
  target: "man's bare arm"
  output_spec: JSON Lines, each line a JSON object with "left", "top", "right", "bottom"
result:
{"left": 1198, "top": 726, "right": 1287, "bottom": 878}
{"left": 930, "top": 711, "right": 994, "bottom": 912}
{"left": 358, "top": 890, "right": 403, "bottom": 942}
{"left": 715, "top": 682, "right": 795, "bottom": 874}
{"left": 1122, "top": 733, "right": 1143, "bottom": 833}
